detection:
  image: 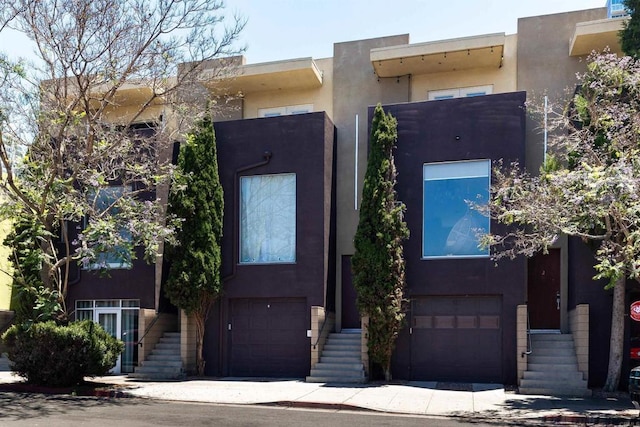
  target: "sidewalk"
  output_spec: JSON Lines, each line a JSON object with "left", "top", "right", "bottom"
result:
{"left": 0, "top": 370, "right": 638, "bottom": 425}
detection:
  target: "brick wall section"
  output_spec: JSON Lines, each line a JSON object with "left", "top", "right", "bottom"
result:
{"left": 569, "top": 304, "right": 589, "bottom": 381}
{"left": 310, "top": 306, "right": 334, "bottom": 369}
{"left": 516, "top": 305, "right": 528, "bottom": 386}
{"left": 138, "top": 310, "right": 178, "bottom": 365}
{"left": 361, "top": 316, "right": 369, "bottom": 378}
{"left": 180, "top": 310, "right": 197, "bottom": 374}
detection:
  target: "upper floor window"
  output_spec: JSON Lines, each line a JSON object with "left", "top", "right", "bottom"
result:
{"left": 258, "top": 104, "right": 313, "bottom": 118}
{"left": 83, "top": 185, "right": 132, "bottom": 270}
{"left": 240, "top": 173, "right": 296, "bottom": 264}
{"left": 428, "top": 85, "right": 493, "bottom": 101}
{"left": 608, "top": 0, "right": 629, "bottom": 17}
{"left": 423, "top": 160, "right": 490, "bottom": 259}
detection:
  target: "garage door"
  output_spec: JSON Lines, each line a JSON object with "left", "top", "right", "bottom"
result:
{"left": 411, "top": 296, "right": 502, "bottom": 382}
{"left": 230, "top": 298, "right": 309, "bottom": 377}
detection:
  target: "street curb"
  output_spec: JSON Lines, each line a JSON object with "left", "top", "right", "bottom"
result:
{"left": 0, "top": 381, "right": 136, "bottom": 399}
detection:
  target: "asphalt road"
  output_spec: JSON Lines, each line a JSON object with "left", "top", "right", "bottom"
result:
{"left": 0, "top": 392, "right": 514, "bottom": 427}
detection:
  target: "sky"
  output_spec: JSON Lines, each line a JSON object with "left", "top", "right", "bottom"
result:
{"left": 0, "top": 0, "right": 607, "bottom": 65}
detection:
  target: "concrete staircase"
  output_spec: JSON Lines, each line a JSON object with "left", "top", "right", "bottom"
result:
{"left": 519, "top": 333, "right": 590, "bottom": 397}
{"left": 129, "top": 332, "right": 184, "bottom": 380}
{"left": 306, "top": 330, "right": 366, "bottom": 383}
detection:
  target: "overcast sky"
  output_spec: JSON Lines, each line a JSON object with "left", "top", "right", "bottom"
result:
{"left": 0, "top": 0, "right": 607, "bottom": 64}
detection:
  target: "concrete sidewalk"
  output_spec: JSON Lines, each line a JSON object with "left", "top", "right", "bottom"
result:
{"left": 0, "top": 370, "right": 638, "bottom": 424}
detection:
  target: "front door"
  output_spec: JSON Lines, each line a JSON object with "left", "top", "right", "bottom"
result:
{"left": 96, "top": 308, "right": 121, "bottom": 373}
{"left": 527, "top": 249, "right": 561, "bottom": 330}
{"left": 341, "top": 256, "right": 360, "bottom": 329}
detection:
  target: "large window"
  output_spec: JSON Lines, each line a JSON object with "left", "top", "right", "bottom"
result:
{"left": 240, "top": 173, "right": 296, "bottom": 263}
{"left": 423, "top": 160, "right": 490, "bottom": 259}
{"left": 428, "top": 85, "right": 493, "bottom": 101}
{"left": 258, "top": 104, "right": 313, "bottom": 118}
{"left": 84, "top": 186, "right": 132, "bottom": 269}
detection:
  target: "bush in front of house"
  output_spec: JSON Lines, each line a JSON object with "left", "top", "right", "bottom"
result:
{"left": 1, "top": 320, "right": 123, "bottom": 387}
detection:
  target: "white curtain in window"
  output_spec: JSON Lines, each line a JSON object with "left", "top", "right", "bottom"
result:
{"left": 240, "top": 174, "right": 296, "bottom": 263}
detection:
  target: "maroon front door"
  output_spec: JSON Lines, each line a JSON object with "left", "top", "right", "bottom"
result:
{"left": 341, "top": 255, "right": 360, "bottom": 329}
{"left": 527, "top": 249, "right": 561, "bottom": 329}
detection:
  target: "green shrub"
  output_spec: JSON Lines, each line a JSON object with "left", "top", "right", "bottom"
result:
{"left": 1, "top": 320, "right": 124, "bottom": 387}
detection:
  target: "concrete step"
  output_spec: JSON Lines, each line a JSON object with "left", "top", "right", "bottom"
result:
{"left": 519, "top": 386, "right": 591, "bottom": 397}
{"left": 530, "top": 346, "right": 575, "bottom": 356}
{"left": 327, "top": 333, "right": 361, "bottom": 341}
{"left": 527, "top": 355, "right": 577, "bottom": 365}
{"left": 150, "top": 348, "right": 181, "bottom": 356}
{"left": 322, "top": 349, "right": 360, "bottom": 357}
{"left": 158, "top": 337, "right": 180, "bottom": 345}
{"left": 305, "top": 375, "right": 367, "bottom": 384}
{"left": 520, "top": 378, "right": 588, "bottom": 389}
{"left": 531, "top": 341, "right": 574, "bottom": 352}
{"left": 527, "top": 363, "right": 582, "bottom": 373}
{"left": 154, "top": 342, "right": 181, "bottom": 351}
{"left": 312, "top": 362, "right": 364, "bottom": 371}
{"left": 320, "top": 356, "right": 362, "bottom": 364}
{"left": 523, "top": 370, "right": 585, "bottom": 381}
{"left": 141, "top": 360, "right": 183, "bottom": 369}
{"left": 530, "top": 334, "right": 574, "bottom": 342}
{"left": 323, "top": 343, "right": 360, "bottom": 351}
{"left": 148, "top": 353, "right": 183, "bottom": 362}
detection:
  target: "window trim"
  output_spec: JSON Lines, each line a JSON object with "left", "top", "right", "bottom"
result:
{"left": 422, "top": 159, "right": 491, "bottom": 260}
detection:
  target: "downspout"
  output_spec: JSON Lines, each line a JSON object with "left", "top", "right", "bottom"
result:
{"left": 219, "top": 150, "right": 272, "bottom": 375}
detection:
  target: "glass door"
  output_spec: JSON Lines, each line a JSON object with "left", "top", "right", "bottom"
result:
{"left": 95, "top": 309, "right": 121, "bottom": 373}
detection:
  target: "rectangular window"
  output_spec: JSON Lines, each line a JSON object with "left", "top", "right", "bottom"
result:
{"left": 258, "top": 104, "right": 313, "bottom": 118}
{"left": 423, "top": 160, "right": 490, "bottom": 259}
{"left": 240, "top": 173, "right": 296, "bottom": 263}
{"left": 84, "top": 186, "right": 132, "bottom": 270}
{"left": 428, "top": 85, "right": 493, "bottom": 101}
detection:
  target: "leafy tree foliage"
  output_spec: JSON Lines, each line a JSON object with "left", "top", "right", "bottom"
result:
{"left": 622, "top": 0, "right": 640, "bottom": 58}
{"left": 0, "top": 0, "right": 244, "bottom": 319}
{"left": 352, "top": 104, "right": 408, "bottom": 382}
{"left": 485, "top": 53, "right": 640, "bottom": 391}
{"left": 165, "top": 116, "right": 223, "bottom": 376}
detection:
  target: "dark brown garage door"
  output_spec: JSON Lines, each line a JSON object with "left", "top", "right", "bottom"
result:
{"left": 230, "top": 298, "right": 309, "bottom": 377}
{"left": 411, "top": 296, "right": 502, "bottom": 383}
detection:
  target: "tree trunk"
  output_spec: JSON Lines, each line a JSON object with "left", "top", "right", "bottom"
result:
{"left": 194, "top": 311, "right": 206, "bottom": 376}
{"left": 603, "top": 275, "right": 626, "bottom": 391}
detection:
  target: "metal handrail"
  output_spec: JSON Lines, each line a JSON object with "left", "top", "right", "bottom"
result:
{"left": 312, "top": 312, "right": 333, "bottom": 349}
{"left": 136, "top": 312, "right": 161, "bottom": 347}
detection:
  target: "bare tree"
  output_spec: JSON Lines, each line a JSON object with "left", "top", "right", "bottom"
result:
{"left": 0, "top": 0, "right": 245, "bottom": 320}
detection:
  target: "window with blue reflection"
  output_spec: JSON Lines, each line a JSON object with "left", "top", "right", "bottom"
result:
{"left": 240, "top": 173, "right": 296, "bottom": 263}
{"left": 423, "top": 160, "right": 490, "bottom": 258}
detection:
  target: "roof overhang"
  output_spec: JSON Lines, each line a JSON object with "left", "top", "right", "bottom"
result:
{"left": 569, "top": 17, "right": 628, "bottom": 56}
{"left": 205, "top": 57, "right": 323, "bottom": 95}
{"left": 371, "top": 33, "right": 505, "bottom": 77}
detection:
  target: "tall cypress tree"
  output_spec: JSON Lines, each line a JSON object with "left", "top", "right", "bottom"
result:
{"left": 352, "top": 104, "right": 408, "bottom": 382}
{"left": 621, "top": 0, "right": 640, "bottom": 58}
{"left": 165, "top": 116, "right": 223, "bottom": 376}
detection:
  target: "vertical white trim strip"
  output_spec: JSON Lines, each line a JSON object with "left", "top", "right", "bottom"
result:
{"left": 354, "top": 114, "right": 359, "bottom": 210}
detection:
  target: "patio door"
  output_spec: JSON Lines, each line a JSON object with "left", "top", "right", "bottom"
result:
{"left": 95, "top": 308, "right": 121, "bottom": 373}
